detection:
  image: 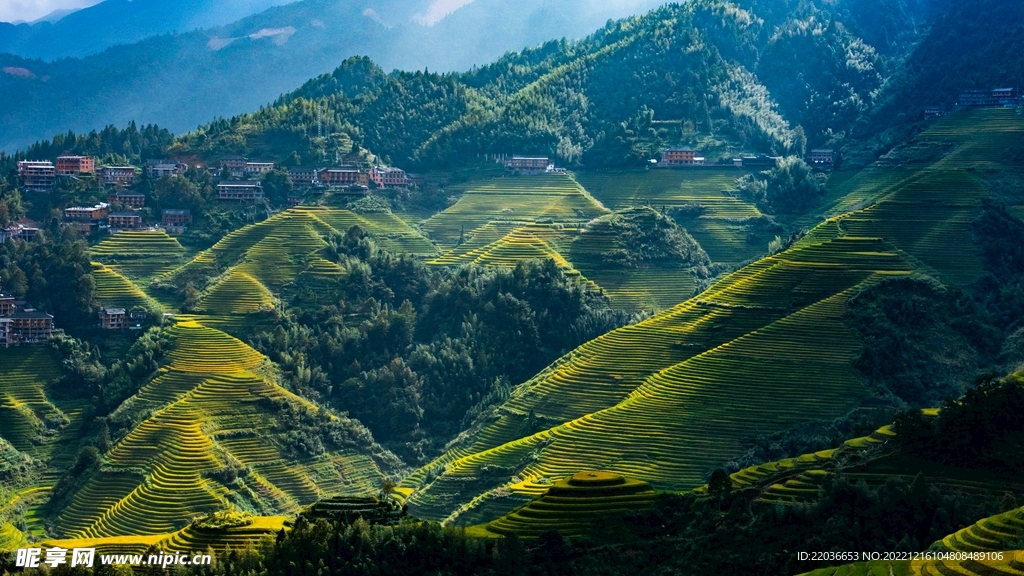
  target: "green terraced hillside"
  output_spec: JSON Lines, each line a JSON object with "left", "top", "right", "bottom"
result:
{"left": 91, "top": 263, "right": 163, "bottom": 313}
{"left": 54, "top": 321, "right": 389, "bottom": 539}
{"left": 574, "top": 168, "right": 764, "bottom": 265}
{"left": 161, "top": 207, "right": 435, "bottom": 294}
{"left": 0, "top": 347, "right": 73, "bottom": 458}
{"left": 474, "top": 471, "right": 657, "bottom": 539}
{"left": 0, "top": 522, "right": 27, "bottom": 552}
{"left": 399, "top": 109, "right": 1023, "bottom": 525}
{"left": 421, "top": 174, "right": 610, "bottom": 247}
{"left": 90, "top": 230, "right": 188, "bottom": 281}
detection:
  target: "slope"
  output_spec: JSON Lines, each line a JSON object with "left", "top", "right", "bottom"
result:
{"left": 54, "top": 320, "right": 393, "bottom": 539}
{"left": 398, "top": 108, "right": 1021, "bottom": 524}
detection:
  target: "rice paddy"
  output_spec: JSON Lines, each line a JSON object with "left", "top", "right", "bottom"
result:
{"left": 401, "top": 109, "right": 1023, "bottom": 524}
{"left": 90, "top": 230, "right": 188, "bottom": 281}
{"left": 421, "top": 174, "right": 610, "bottom": 247}
{"left": 0, "top": 347, "right": 70, "bottom": 457}
{"left": 475, "top": 471, "right": 657, "bottom": 539}
{"left": 53, "top": 321, "right": 385, "bottom": 539}
{"left": 91, "top": 262, "right": 163, "bottom": 312}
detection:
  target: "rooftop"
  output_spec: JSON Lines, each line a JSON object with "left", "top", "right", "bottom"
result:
{"left": 109, "top": 212, "right": 142, "bottom": 218}
{"left": 162, "top": 209, "right": 191, "bottom": 215}
{"left": 666, "top": 146, "right": 695, "bottom": 151}
{"left": 218, "top": 180, "right": 262, "bottom": 186}
{"left": 10, "top": 309, "right": 53, "bottom": 320}
{"left": 101, "top": 307, "right": 126, "bottom": 315}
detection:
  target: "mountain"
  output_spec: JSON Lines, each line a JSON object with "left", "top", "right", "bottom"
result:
{"left": 0, "top": 0, "right": 667, "bottom": 152}
{"left": 399, "top": 106, "right": 1024, "bottom": 523}
{"left": 163, "top": 0, "right": 943, "bottom": 178}
{"left": 0, "top": 0, "right": 298, "bottom": 60}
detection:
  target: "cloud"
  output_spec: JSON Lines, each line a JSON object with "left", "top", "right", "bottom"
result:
{"left": 412, "top": 0, "right": 476, "bottom": 26}
{"left": 0, "top": 0, "right": 102, "bottom": 24}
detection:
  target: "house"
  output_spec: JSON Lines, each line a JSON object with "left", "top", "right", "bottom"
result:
{"left": 146, "top": 160, "right": 187, "bottom": 179}
{"left": 17, "top": 161, "right": 56, "bottom": 192}
{"left": 220, "top": 156, "right": 248, "bottom": 177}
{"left": 65, "top": 204, "right": 109, "bottom": 222}
{"left": 245, "top": 162, "right": 275, "bottom": 177}
{"left": 370, "top": 167, "right": 408, "bottom": 188}
{"left": 99, "top": 166, "right": 137, "bottom": 186}
{"left": 217, "top": 181, "right": 263, "bottom": 201}
{"left": 506, "top": 156, "right": 551, "bottom": 174}
{"left": 99, "top": 307, "right": 126, "bottom": 330}
{"left": 108, "top": 212, "right": 143, "bottom": 230}
{"left": 287, "top": 194, "right": 305, "bottom": 206}
{"left": 56, "top": 155, "right": 95, "bottom": 175}
{"left": 161, "top": 209, "right": 192, "bottom": 225}
{"left": 959, "top": 87, "right": 1020, "bottom": 108}
{"left": 738, "top": 155, "right": 780, "bottom": 169}
{"left": 318, "top": 168, "right": 363, "bottom": 187}
{"left": 107, "top": 192, "right": 146, "bottom": 209}
{"left": 334, "top": 184, "right": 370, "bottom": 197}
{"left": 0, "top": 293, "right": 14, "bottom": 316}
{"left": 407, "top": 173, "right": 425, "bottom": 188}
{"left": 129, "top": 309, "right": 147, "bottom": 328}
{"left": 288, "top": 167, "right": 319, "bottom": 188}
{"left": 0, "top": 318, "right": 12, "bottom": 348}
{"left": 809, "top": 149, "right": 834, "bottom": 166}
{"left": 1, "top": 223, "right": 40, "bottom": 242}
{"left": 661, "top": 146, "right": 702, "bottom": 166}
{"left": 924, "top": 106, "right": 945, "bottom": 120}
{"left": 8, "top": 309, "right": 54, "bottom": 343}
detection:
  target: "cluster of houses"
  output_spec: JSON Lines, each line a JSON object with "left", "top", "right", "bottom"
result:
{"left": 656, "top": 146, "right": 834, "bottom": 169}
{"left": 13, "top": 153, "right": 418, "bottom": 236}
{"left": 219, "top": 157, "right": 416, "bottom": 206}
{"left": 925, "top": 87, "right": 1020, "bottom": 120}
{"left": 0, "top": 292, "right": 54, "bottom": 348}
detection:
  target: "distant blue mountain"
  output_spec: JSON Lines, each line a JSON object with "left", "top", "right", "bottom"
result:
{"left": 0, "top": 0, "right": 297, "bottom": 60}
{"left": 0, "top": 0, "right": 666, "bottom": 151}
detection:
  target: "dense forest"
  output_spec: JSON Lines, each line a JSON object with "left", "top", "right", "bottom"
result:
{"left": 251, "top": 228, "right": 638, "bottom": 461}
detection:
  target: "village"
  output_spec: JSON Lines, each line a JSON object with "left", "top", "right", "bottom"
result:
{"left": 0, "top": 85, "right": 1018, "bottom": 345}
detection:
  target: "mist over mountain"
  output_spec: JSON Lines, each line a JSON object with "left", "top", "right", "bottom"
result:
{"left": 0, "top": 0, "right": 298, "bottom": 60}
{"left": 0, "top": 0, "right": 665, "bottom": 152}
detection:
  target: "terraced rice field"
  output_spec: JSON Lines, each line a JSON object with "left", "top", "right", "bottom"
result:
{"left": 92, "top": 263, "right": 163, "bottom": 312}
{"left": 0, "top": 522, "right": 28, "bottom": 552}
{"left": 401, "top": 111, "right": 1020, "bottom": 524}
{"left": 162, "top": 207, "right": 435, "bottom": 302}
{"left": 198, "top": 271, "right": 275, "bottom": 314}
{"left": 0, "top": 347, "right": 68, "bottom": 456}
{"left": 421, "top": 174, "right": 609, "bottom": 247}
{"left": 55, "top": 321, "right": 384, "bottom": 539}
{"left": 574, "top": 169, "right": 765, "bottom": 265}
{"left": 478, "top": 471, "right": 657, "bottom": 539}
{"left": 90, "top": 231, "right": 188, "bottom": 281}
{"left": 937, "top": 506, "right": 1024, "bottom": 553}
{"left": 158, "top": 515, "right": 287, "bottom": 553}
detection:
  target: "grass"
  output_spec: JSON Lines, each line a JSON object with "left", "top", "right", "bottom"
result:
{"left": 54, "top": 320, "right": 385, "bottom": 539}
{"left": 401, "top": 109, "right": 1020, "bottom": 525}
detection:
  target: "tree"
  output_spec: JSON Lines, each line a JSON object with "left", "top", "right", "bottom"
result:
{"left": 261, "top": 169, "right": 293, "bottom": 207}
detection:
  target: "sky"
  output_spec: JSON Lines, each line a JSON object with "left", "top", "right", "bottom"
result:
{"left": 0, "top": 0, "right": 102, "bottom": 23}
